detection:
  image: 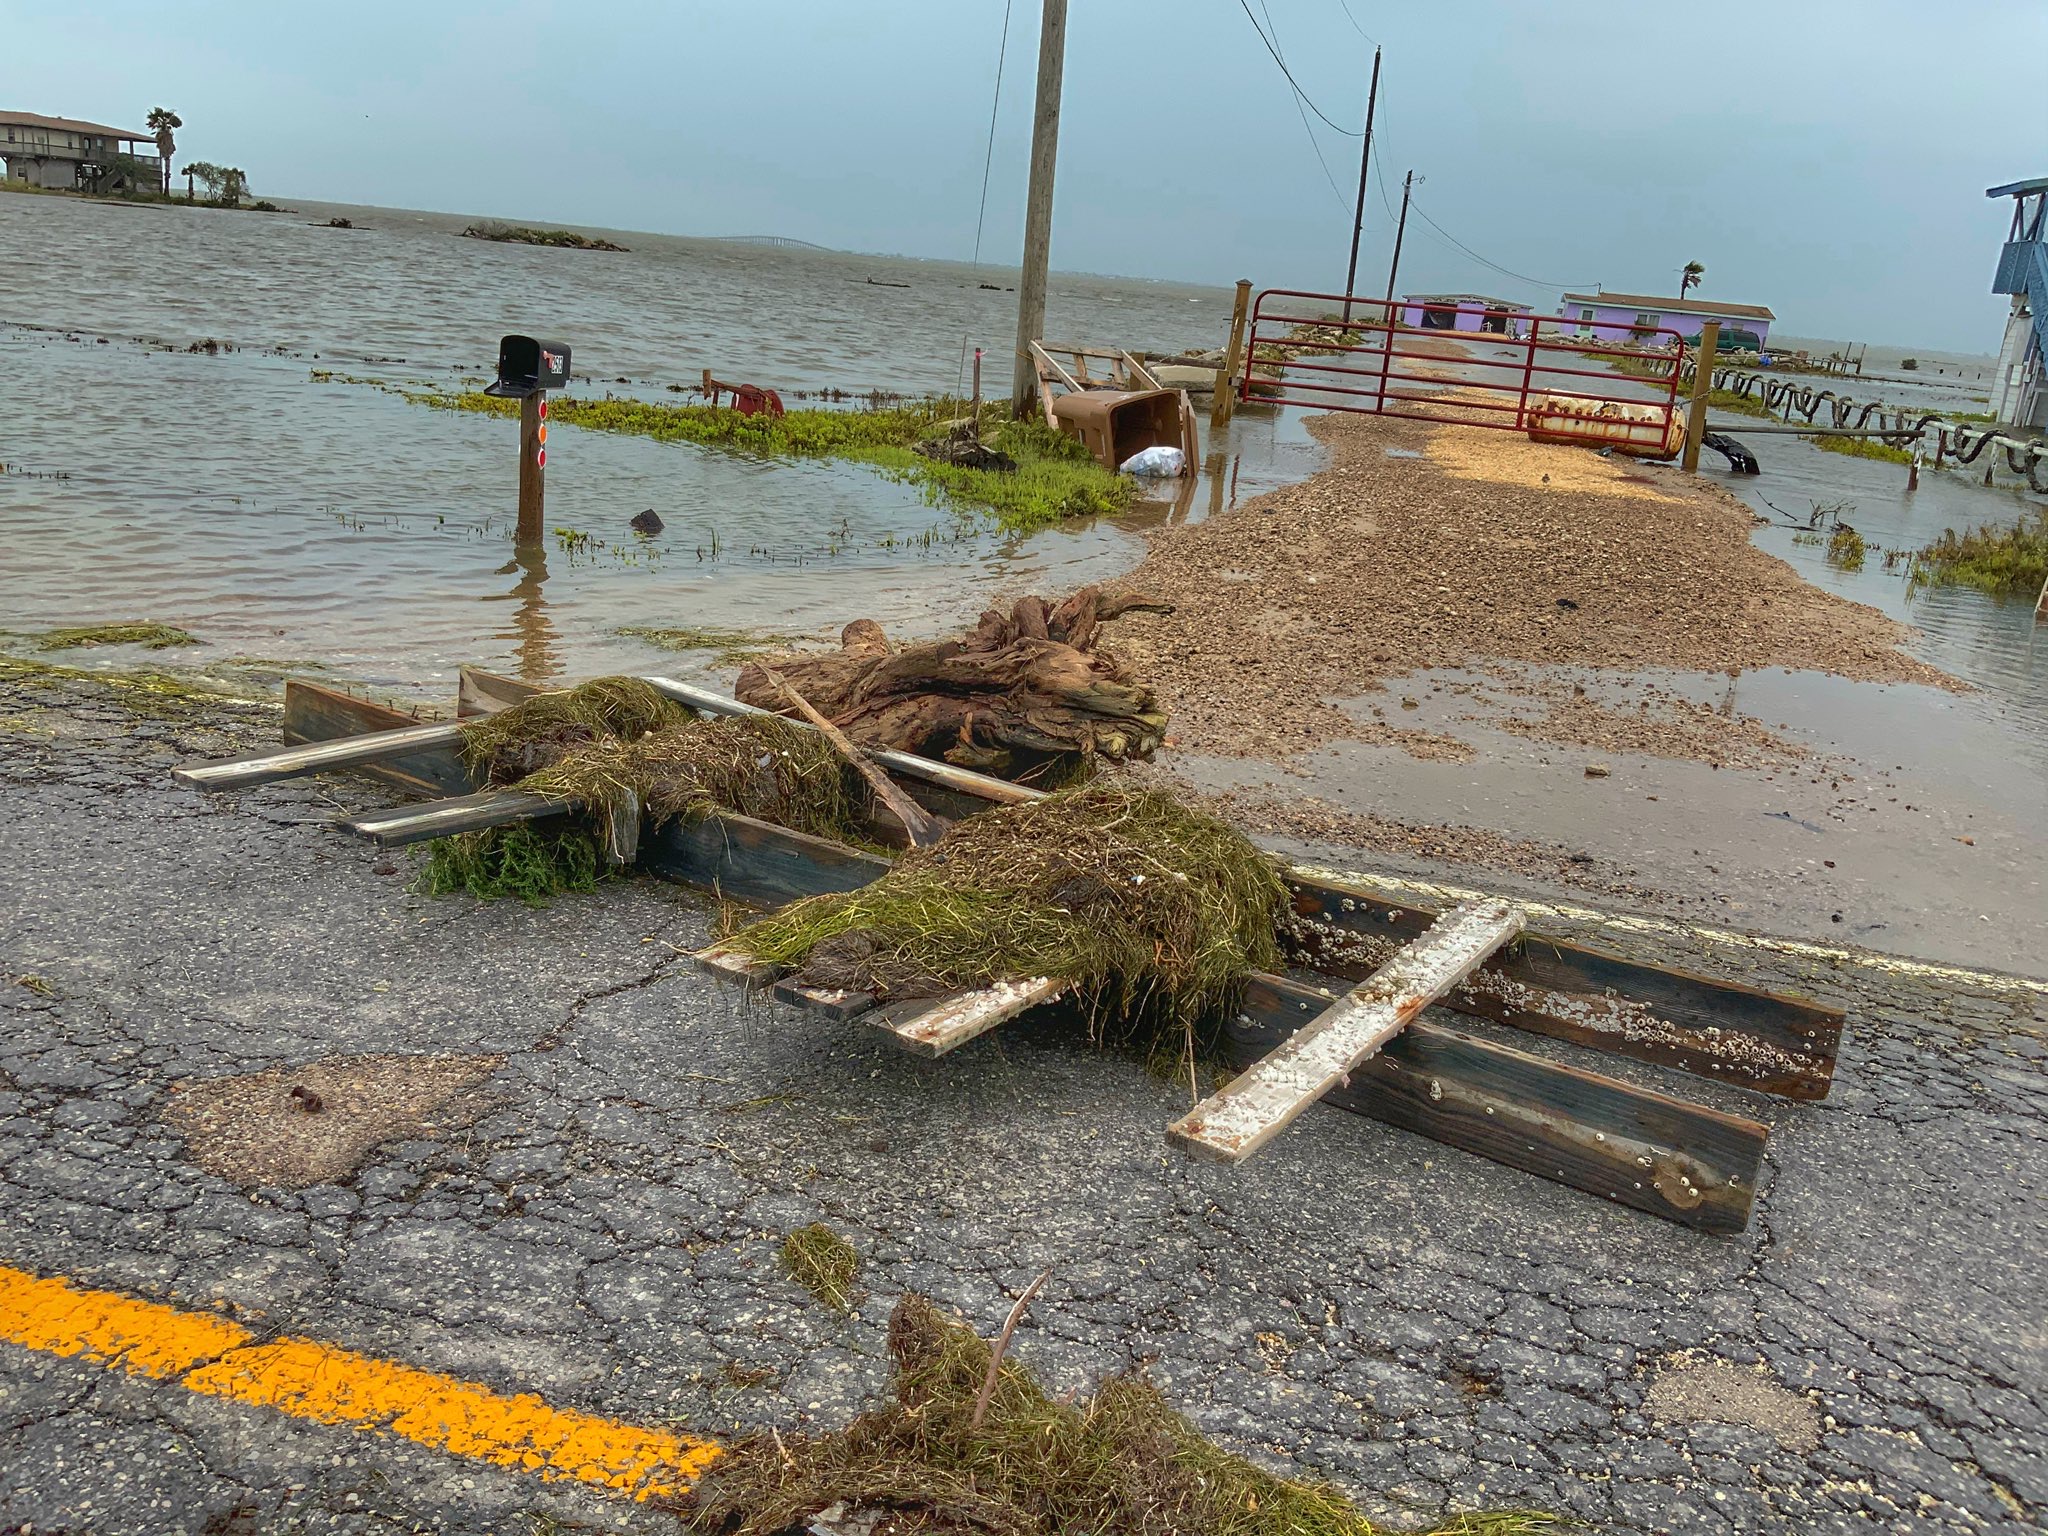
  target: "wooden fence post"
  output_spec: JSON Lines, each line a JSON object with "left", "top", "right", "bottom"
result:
{"left": 1212, "top": 279, "right": 1253, "bottom": 432}
{"left": 1681, "top": 321, "right": 1720, "bottom": 473}
{"left": 517, "top": 391, "right": 547, "bottom": 542}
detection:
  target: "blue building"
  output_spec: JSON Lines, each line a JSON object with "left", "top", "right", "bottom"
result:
{"left": 1988, "top": 176, "right": 2048, "bottom": 431}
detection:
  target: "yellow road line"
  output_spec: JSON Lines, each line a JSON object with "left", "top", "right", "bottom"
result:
{"left": 0, "top": 1264, "right": 720, "bottom": 1500}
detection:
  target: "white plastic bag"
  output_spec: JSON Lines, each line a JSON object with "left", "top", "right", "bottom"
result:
{"left": 1119, "top": 445, "right": 1186, "bottom": 477}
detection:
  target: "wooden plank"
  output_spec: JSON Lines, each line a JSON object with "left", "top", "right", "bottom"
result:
{"left": 768, "top": 976, "right": 878, "bottom": 1020}
{"left": 694, "top": 942, "right": 780, "bottom": 989}
{"left": 1170, "top": 899, "right": 1523, "bottom": 1163}
{"left": 1233, "top": 973, "right": 1767, "bottom": 1235}
{"left": 457, "top": 664, "right": 541, "bottom": 718}
{"left": 277, "top": 681, "right": 472, "bottom": 799}
{"left": 344, "top": 789, "right": 564, "bottom": 845}
{"left": 638, "top": 810, "right": 891, "bottom": 910}
{"left": 867, "top": 977, "right": 1071, "bottom": 1058}
{"left": 270, "top": 671, "right": 1836, "bottom": 1108}
{"left": 1283, "top": 873, "right": 1841, "bottom": 1100}
{"left": 174, "top": 719, "right": 461, "bottom": 791}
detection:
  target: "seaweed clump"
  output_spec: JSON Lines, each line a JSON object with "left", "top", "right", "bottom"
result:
{"left": 725, "top": 785, "right": 1286, "bottom": 1036}
{"left": 34, "top": 622, "right": 196, "bottom": 651}
{"left": 681, "top": 1293, "right": 1557, "bottom": 1536}
{"left": 781, "top": 1223, "right": 861, "bottom": 1312}
{"left": 422, "top": 676, "right": 866, "bottom": 902}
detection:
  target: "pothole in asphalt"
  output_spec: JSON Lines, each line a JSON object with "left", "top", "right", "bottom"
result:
{"left": 163, "top": 1051, "right": 504, "bottom": 1188}
{"left": 1643, "top": 1352, "right": 1821, "bottom": 1452}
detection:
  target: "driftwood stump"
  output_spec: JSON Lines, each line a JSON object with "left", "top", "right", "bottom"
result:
{"left": 735, "top": 586, "right": 1172, "bottom": 779}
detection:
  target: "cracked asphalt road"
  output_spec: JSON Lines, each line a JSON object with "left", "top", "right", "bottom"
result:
{"left": 1, "top": 670, "right": 2044, "bottom": 1535}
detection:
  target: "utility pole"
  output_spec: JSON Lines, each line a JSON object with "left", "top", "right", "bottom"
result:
{"left": 1383, "top": 170, "right": 1414, "bottom": 304}
{"left": 1341, "top": 46, "right": 1381, "bottom": 323}
{"left": 1011, "top": 0, "right": 1068, "bottom": 416}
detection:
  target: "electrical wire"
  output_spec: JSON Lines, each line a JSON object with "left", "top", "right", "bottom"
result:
{"left": 1406, "top": 197, "right": 1597, "bottom": 292}
{"left": 970, "top": 0, "right": 1015, "bottom": 268}
{"left": 1333, "top": 0, "right": 1379, "bottom": 46}
{"left": 957, "top": 0, "right": 1016, "bottom": 397}
{"left": 1237, "top": 0, "right": 1362, "bottom": 136}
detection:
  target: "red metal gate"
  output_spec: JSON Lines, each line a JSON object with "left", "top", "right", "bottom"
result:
{"left": 1241, "top": 290, "right": 1685, "bottom": 452}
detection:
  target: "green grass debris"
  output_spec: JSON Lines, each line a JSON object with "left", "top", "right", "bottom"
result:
{"left": 680, "top": 1293, "right": 1560, "bottom": 1536}
{"left": 1913, "top": 509, "right": 2048, "bottom": 598}
{"left": 780, "top": 1224, "right": 860, "bottom": 1312}
{"left": 456, "top": 675, "right": 695, "bottom": 785}
{"left": 33, "top": 622, "right": 196, "bottom": 652}
{"left": 419, "top": 822, "right": 605, "bottom": 906}
{"left": 420, "top": 675, "right": 868, "bottom": 901}
{"left": 725, "top": 784, "right": 1286, "bottom": 1036}
{"left": 405, "top": 392, "right": 1133, "bottom": 532}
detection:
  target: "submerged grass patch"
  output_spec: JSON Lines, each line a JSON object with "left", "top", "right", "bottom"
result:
{"left": 33, "top": 622, "right": 196, "bottom": 652}
{"left": 1825, "top": 524, "right": 1867, "bottom": 571}
{"left": 1913, "top": 509, "right": 2048, "bottom": 598}
{"left": 617, "top": 624, "right": 798, "bottom": 665}
{"left": 681, "top": 1293, "right": 1558, "bottom": 1536}
{"left": 726, "top": 784, "right": 1286, "bottom": 1038}
{"left": 781, "top": 1224, "right": 860, "bottom": 1312}
{"left": 406, "top": 391, "right": 1133, "bottom": 532}
{"left": 1806, "top": 432, "right": 1914, "bottom": 464}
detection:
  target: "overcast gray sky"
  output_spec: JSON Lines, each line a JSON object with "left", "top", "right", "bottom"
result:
{"left": 10, "top": 0, "right": 2043, "bottom": 351}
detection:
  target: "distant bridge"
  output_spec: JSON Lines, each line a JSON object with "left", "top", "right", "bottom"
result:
{"left": 706, "top": 234, "right": 831, "bottom": 251}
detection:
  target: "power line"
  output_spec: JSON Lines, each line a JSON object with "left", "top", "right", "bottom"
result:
{"left": 969, "top": 0, "right": 1015, "bottom": 267}
{"left": 1405, "top": 197, "right": 1598, "bottom": 292}
{"left": 1237, "top": 0, "right": 1362, "bottom": 136}
{"left": 1333, "top": 0, "right": 1379, "bottom": 46}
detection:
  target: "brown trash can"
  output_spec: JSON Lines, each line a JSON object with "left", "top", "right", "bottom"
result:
{"left": 1050, "top": 389, "right": 1188, "bottom": 471}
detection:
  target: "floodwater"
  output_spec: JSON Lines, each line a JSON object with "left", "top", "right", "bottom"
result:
{"left": 0, "top": 192, "right": 1316, "bottom": 693}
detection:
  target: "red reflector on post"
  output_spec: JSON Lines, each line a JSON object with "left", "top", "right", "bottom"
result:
{"left": 539, "top": 399, "right": 548, "bottom": 419}
{"left": 536, "top": 447, "right": 546, "bottom": 468}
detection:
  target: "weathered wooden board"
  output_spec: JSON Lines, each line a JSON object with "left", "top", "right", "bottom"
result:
{"left": 1284, "top": 873, "right": 1841, "bottom": 1100}
{"left": 866, "top": 977, "right": 1071, "bottom": 1058}
{"left": 1234, "top": 973, "right": 1767, "bottom": 1235}
{"left": 277, "top": 682, "right": 472, "bottom": 799}
{"left": 640, "top": 810, "right": 890, "bottom": 910}
{"left": 345, "top": 789, "right": 563, "bottom": 844}
{"left": 270, "top": 671, "right": 1838, "bottom": 1109}
{"left": 1171, "top": 900, "right": 1522, "bottom": 1163}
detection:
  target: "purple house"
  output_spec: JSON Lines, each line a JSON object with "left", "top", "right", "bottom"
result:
{"left": 1555, "top": 290, "right": 1774, "bottom": 351}
{"left": 1397, "top": 292, "right": 1536, "bottom": 336}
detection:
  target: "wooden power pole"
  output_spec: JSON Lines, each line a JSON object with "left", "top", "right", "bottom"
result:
{"left": 1383, "top": 170, "right": 1414, "bottom": 304}
{"left": 1341, "top": 47, "right": 1381, "bottom": 322}
{"left": 1011, "top": 0, "right": 1069, "bottom": 415}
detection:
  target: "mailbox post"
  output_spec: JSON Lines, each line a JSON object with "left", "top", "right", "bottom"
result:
{"left": 484, "top": 335, "right": 571, "bottom": 542}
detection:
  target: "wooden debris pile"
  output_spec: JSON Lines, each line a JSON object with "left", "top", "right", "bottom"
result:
{"left": 736, "top": 585, "right": 1172, "bottom": 781}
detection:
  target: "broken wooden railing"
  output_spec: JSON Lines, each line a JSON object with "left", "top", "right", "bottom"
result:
{"left": 170, "top": 668, "right": 1846, "bottom": 1235}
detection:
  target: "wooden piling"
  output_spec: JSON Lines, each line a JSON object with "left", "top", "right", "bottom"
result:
{"left": 1680, "top": 321, "right": 1720, "bottom": 473}
{"left": 1212, "top": 279, "right": 1253, "bottom": 432}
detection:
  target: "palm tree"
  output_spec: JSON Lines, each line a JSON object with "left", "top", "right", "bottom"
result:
{"left": 1680, "top": 260, "right": 1706, "bottom": 298}
{"left": 146, "top": 107, "right": 181, "bottom": 196}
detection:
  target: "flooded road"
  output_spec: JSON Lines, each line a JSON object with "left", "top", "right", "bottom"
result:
{"left": 0, "top": 192, "right": 1315, "bottom": 692}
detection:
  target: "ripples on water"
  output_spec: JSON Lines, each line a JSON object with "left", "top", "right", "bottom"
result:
{"left": 0, "top": 193, "right": 1317, "bottom": 692}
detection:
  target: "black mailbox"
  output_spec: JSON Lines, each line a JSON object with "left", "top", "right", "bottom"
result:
{"left": 484, "top": 334, "right": 572, "bottom": 398}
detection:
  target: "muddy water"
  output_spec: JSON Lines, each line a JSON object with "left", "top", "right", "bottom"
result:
{"left": 0, "top": 193, "right": 1314, "bottom": 692}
